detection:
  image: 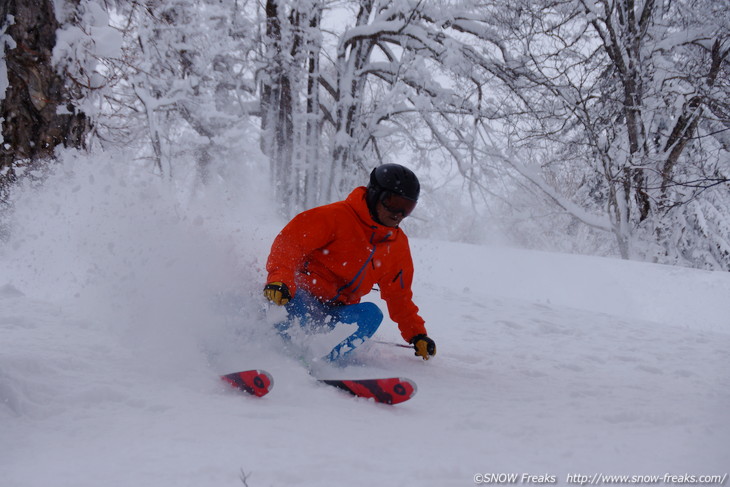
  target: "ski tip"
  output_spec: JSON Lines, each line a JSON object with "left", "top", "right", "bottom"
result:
{"left": 400, "top": 377, "right": 417, "bottom": 397}
{"left": 391, "top": 377, "right": 417, "bottom": 404}
{"left": 258, "top": 370, "right": 274, "bottom": 393}
{"left": 221, "top": 369, "right": 274, "bottom": 397}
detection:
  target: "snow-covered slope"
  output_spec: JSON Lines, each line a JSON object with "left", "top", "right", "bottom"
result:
{"left": 1, "top": 154, "right": 729, "bottom": 486}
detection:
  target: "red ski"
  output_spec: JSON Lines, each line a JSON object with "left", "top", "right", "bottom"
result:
{"left": 319, "top": 377, "right": 417, "bottom": 405}
{"left": 221, "top": 370, "right": 274, "bottom": 397}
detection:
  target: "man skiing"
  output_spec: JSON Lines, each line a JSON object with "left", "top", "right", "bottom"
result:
{"left": 264, "top": 163, "right": 436, "bottom": 363}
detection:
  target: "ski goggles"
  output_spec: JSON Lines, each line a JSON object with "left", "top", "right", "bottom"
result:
{"left": 380, "top": 191, "right": 417, "bottom": 217}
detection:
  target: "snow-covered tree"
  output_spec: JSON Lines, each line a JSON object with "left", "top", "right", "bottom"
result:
{"left": 88, "top": 0, "right": 262, "bottom": 180}
{"left": 1, "top": 0, "right": 90, "bottom": 202}
{"left": 260, "top": 0, "right": 326, "bottom": 214}
{"left": 439, "top": 0, "right": 730, "bottom": 269}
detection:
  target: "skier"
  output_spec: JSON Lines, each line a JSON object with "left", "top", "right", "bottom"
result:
{"left": 264, "top": 163, "right": 437, "bottom": 363}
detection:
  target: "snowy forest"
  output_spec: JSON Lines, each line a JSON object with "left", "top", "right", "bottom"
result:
{"left": 1, "top": 0, "right": 729, "bottom": 270}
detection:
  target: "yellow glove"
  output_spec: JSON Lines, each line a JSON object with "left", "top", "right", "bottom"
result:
{"left": 410, "top": 334, "right": 436, "bottom": 360}
{"left": 263, "top": 282, "right": 292, "bottom": 305}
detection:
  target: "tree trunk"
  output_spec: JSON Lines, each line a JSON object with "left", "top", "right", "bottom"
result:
{"left": 1, "top": 0, "right": 89, "bottom": 199}
{"left": 260, "top": 0, "right": 295, "bottom": 215}
{"left": 328, "top": 0, "right": 375, "bottom": 201}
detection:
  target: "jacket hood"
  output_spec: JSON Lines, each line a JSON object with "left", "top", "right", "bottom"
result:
{"left": 345, "top": 186, "right": 401, "bottom": 242}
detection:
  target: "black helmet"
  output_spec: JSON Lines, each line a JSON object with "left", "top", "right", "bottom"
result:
{"left": 366, "top": 164, "right": 420, "bottom": 220}
{"left": 367, "top": 163, "right": 420, "bottom": 199}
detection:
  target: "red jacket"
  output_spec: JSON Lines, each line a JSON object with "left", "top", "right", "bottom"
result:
{"left": 266, "top": 187, "right": 427, "bottom": 342}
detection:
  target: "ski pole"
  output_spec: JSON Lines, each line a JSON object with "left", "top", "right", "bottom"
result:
{"left": 373, "top": 340, "right": 412, "bottom": 349}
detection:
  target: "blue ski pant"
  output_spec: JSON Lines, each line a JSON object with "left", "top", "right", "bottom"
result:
{"left": 275, "top": 290, "right": 383, "bottom": 362}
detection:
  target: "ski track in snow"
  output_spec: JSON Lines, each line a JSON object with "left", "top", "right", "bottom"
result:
{"left": 2, "top": 241, "right": 730, "bottom": 487}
